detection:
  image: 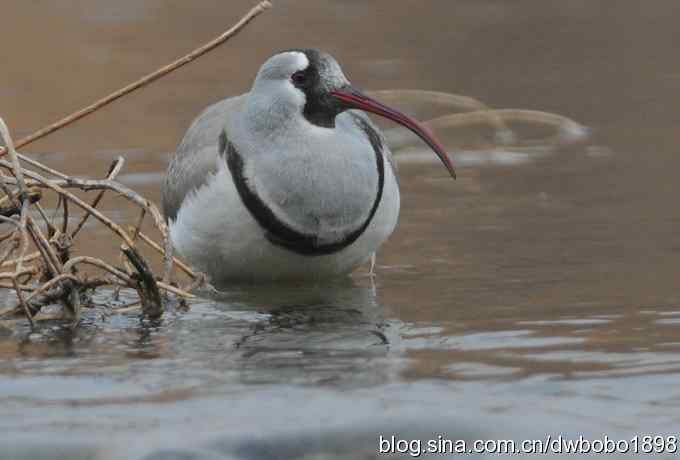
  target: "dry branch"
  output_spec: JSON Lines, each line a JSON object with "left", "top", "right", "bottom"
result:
{"left": 0, "top": 2, "right": 271, "bottom": 326}
{"left": 0, "top": 1, "right": 272, "bottom": 159}
{"left": 123, "top": 247, "right": 163, "bottom": 319}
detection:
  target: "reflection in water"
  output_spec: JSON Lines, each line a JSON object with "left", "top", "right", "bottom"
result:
{"left": 220, "top": 281, "right": 395, "bottom": 386}
{"left": 188, "top": 279, "right": 399, "bottom": 387}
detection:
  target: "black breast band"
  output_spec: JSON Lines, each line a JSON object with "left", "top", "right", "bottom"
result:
{"left": 223, "top": 122, "right": 385, "bottom": 257}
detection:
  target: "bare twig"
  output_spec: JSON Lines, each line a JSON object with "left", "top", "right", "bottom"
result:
{"left": 62, "top": 256, "right": 194, "bottom": 299}
{"left": 136, "top": 230, "right": 197, "bottom": 279}
{"left": 0, "top": 1, "right": 273, "bottom": 158}
{"left": 24, "top": 273, "right": 81, "bottom": 304}
{"left": 0, "top": 189, "right": 41, "bottom": 217}
{"left": 1, "top": 252, "right": 40, "bottom": 268}
{"left": 0, "top": 238, "right": 19, "bottom": 266}
{"left": 0, "top": 166, "right": 137, "bottom": 247}
{"left": 71, "top": 157, "right": 125, "bottom": 238}
{"left": 130, "top": 208, "right": 146, "bottom": 242}
{"left": 12, "top": 277, "right": 34, "bottom": 329}
{"left": 0, "top": 120, "right": 32, "bottom": 276}
{"left": 1, "top": 170, "right": 167, "bottom": 241}
{"left": 123, "top": 247, "right": 163, "bottom": 319}
{"left": 0, "top": 119, "right": 28, "bottom": 194}
{"left": 14, "top": 200, "right": 30, "bottom": 274}
{"left": 61, "top": 197, "right": 69, "bottom": 235}
{"left": 33, "top": 202, "right": 57, "bottom": 236}
{"left": 26, "top": 217, "right": 62, "bottom": 277}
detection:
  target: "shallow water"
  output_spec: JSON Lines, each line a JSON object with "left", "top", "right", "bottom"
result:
{"left": 1, "top": 1, "right": 680, "bottom": 459}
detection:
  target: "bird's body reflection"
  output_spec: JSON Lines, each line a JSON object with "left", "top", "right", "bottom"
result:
{"left": 195, "top": 278, "right": 401, "bottom": 386}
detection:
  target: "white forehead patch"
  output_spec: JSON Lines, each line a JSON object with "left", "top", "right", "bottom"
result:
{"left": 285, "top": 51, "right": 309, "bottom": 72}
{"left": 255, "top": 51, "right": 310, "bottom": 83}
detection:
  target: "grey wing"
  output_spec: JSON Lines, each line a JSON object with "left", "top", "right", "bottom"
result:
{"left": 162, "top": 94, "right": 247, "bottom": 221}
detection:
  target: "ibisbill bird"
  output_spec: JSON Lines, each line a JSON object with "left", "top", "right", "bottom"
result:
{"left": 162, "top": 49, "right": 455, "bottom": 283}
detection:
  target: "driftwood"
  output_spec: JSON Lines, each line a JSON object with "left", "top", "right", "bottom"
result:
{"left": 0, "top": 1, "right": 272, "bottom": 328}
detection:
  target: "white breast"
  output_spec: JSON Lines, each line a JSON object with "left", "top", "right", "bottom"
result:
{"left": 169, "top": 157, "right": 400, "bottom": 283}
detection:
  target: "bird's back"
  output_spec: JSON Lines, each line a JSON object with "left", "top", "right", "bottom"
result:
{"left": 162, "top": 94, "right": 247, "bottom": 222}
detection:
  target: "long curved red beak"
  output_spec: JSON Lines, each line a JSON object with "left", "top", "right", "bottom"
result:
{"left": 331, "top": 86, "right": 456, "bottom": 179}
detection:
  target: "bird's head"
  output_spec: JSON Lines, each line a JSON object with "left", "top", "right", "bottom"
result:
{"left": 250, "top": 49, "right": 456, "bottom": 178}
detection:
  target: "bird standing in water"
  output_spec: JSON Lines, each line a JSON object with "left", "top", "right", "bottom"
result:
{"left": 162, "top": 49, "right": 455, "bottom": 283}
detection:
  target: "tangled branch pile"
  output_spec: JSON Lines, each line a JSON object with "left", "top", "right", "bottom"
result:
{"left": 0, "top": 0, "right": 274, "bottom": 328}
{"left": 0, "top": 118, "right": 201, "bottom": 327}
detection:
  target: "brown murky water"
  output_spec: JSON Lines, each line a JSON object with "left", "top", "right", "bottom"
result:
{"left": 1, "top": 1, "right": 680, "bottom": 459}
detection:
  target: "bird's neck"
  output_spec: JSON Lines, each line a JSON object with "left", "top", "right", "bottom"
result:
{"left": 241, "top": 92, "right": 311, "bottom": 140}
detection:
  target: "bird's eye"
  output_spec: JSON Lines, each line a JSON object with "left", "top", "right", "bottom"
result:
{"left": 291, "top": 70, "right": 307, "bottom": 86}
